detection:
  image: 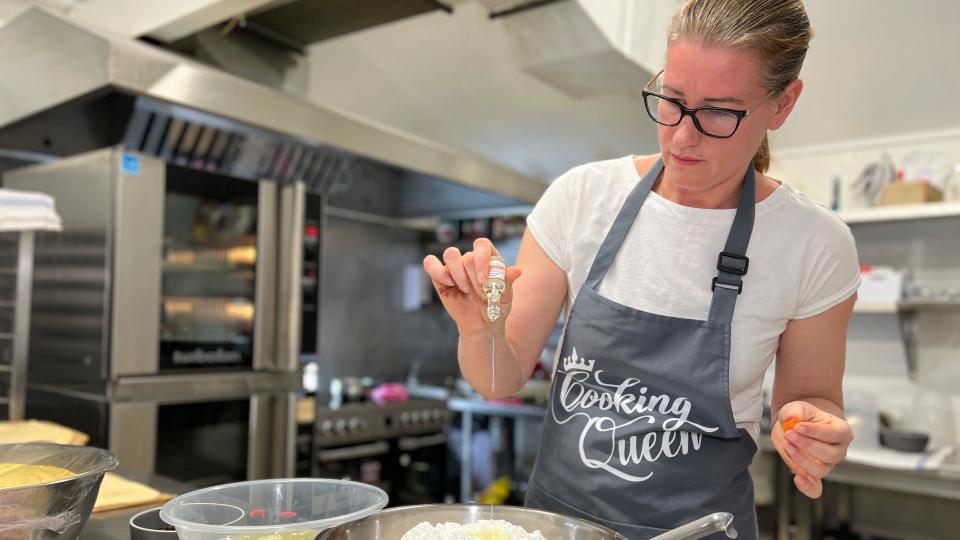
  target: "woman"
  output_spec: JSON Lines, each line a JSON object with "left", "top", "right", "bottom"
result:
{"left": 423, "top": 0, "right": 857, "bottom": 538}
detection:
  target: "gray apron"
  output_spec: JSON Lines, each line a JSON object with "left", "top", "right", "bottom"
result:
{"left": 525, "top": 157, "right": 759, "bottom": 540}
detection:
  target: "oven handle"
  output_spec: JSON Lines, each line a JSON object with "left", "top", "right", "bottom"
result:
{"left": 397, "top": 433, "right": 447, "bottom": 451}
{"left": 317, "top": 441, "right": 390, "bottom": 462}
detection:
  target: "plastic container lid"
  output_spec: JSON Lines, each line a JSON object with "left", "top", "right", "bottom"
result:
{"left": 160, "top": 478, "right": 388, "bottom": 539}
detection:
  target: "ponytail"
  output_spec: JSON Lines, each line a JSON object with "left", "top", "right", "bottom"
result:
{"left": 752, "top": 134, "right": 770, "bottom": 173}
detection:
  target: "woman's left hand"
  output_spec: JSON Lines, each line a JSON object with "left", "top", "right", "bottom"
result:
{"left": 771, "top": 400, "right": 853, "bottom": 499}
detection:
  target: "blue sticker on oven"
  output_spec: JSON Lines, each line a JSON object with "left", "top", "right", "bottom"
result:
{"left": 122, "top": 153, "right": 141, "bottom": 176}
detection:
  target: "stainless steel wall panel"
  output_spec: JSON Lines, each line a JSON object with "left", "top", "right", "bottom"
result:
{"left": 109, "top": 401, "right": 158, "bottom": 474}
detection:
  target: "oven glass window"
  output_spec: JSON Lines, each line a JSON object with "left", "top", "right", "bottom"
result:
{"left": 160, "top": 165, "right": 259, "bottom": 370}
{"left": 155, "top": 399, "right": 249, "bottom": 486}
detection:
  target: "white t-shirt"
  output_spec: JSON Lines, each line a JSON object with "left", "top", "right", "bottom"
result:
{"left": 526, "top": 155, "right": 860, "bottom": 441}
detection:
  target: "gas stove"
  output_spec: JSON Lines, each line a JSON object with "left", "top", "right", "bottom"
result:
{"left": 313, "top": 398, "right": 450, "bottom": 447}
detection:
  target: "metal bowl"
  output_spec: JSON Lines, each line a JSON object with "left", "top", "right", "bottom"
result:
{"left": 315, "top": 503, "right": 627, "bottom": 540}
{"left": 0, "top": 442, "right": 118, "bottom": 540}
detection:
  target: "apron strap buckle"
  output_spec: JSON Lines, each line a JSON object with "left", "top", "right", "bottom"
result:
{"left": 712, "top": 275, "right": 743, "bottom": 294}
{"left": 717, "top": 252, "right": 749, "bottom": 276}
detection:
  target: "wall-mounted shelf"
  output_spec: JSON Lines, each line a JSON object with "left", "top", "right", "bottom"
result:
{"left": 839, "top": 202, "right": 960, "bottom": 225}
{"left": 853, "top": 299, "right": 960, "bottom": 314}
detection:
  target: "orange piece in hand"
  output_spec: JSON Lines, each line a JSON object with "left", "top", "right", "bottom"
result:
{"left": 782, "top": 417, "right": 801, "bottom": 432}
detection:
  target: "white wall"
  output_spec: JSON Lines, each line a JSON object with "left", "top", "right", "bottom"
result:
{"left": 0, "top": 0, "right": 40, "bottom": 25}
{"left": 771, "top": 0, "right": 960, "bottom": 151}
{"left": 307, "top": 1, "right": 658, "bottom": 182}
{"left": 304, "top": 0, "right": 960, "bottom": 183}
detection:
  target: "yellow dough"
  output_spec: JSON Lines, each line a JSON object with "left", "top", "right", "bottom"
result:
{"left": 0, "top": 463, "right": 76, "bottom": 489}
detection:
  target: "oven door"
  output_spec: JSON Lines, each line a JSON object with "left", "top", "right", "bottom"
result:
{"left": 107, "top": 150, "right": 282, "bottom": 376}
{"left": 314, "top": 440, "right": 392, "bottom": 497}
{"left": 394, "top": 432, "right": 450, "bottom": 505}
{"left": 155, "top": 164, "right": 276, "bottom": 372}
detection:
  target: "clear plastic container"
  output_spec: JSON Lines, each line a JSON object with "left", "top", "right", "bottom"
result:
{"left": 160, "top": 479, "right": 388, "bottom": 540}
{"left": 845, "top": 391, "right": 880, "bottom": 449}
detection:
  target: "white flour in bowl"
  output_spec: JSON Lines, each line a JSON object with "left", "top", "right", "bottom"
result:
{"left": 400, "top": 519, "right": 548, "bottom": 540}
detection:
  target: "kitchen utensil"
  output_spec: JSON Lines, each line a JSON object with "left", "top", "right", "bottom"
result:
{"left": 130, "top": 507, "right": 178, "bottom": 539}
{"left": 0, "top": 442, "right": 118, "bottom": 540}
{"left": 160, "top": 478, "right": 387, "bottom": 540}
{"left": 844, "top": 391, "right": 880, "bottom": 449}
{"left": 315, "top": 503, "right": 738, "bottom": 540}
{"left": 879, "top": 428, "right": 930, "bottom": 453}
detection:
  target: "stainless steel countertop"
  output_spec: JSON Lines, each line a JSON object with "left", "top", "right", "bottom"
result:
{"left": 758, "top": 433, "right": 960, "bottom": 500}
{"left": 446, "top": 397, "right": 547, "bottom": 418}
{"left": 448, "top": 396, "right": 960, "bottom": 500}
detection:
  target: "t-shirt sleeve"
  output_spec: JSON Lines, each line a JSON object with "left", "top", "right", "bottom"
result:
{"left": 525, "top": 168, "right": 576, "bottom": 271}
{"left": 794, "top": 214, "right": 861, "bottom": 319}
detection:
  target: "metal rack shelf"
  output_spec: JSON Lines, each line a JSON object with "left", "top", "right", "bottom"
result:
{"left": 0, "top": 231, "right": 35, "bottom": 421}
{"left": 839, "top": 201, "right": 960, "bottom": 224}
{"left": 853, "top": 300, "right": 960, "bottom": 314}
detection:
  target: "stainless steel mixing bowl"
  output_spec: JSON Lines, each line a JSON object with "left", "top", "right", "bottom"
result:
{"left": 315, "top": 504, "right": 739, "bottom": 540}
{"left": 0, "top": 442, "right": 118, "bottom": 540}
{"left": 315, "top": 504, "right": 625, "bottom": 540}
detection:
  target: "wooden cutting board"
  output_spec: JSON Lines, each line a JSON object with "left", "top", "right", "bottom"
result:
{"left": 93, "top": 473, "right": 175, "bottom": 513}
{"left": 0, "top": 420, "right": 89, "bottom": 446}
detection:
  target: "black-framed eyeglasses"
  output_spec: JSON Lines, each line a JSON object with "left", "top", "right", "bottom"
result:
{"left": 641, "top": 69, "right": 774, "bottom": 139}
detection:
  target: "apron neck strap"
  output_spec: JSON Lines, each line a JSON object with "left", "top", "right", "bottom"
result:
{"left": 582, "top": 158, "right": 663, "bottom": 291}
{"left": 707, "top": 165, "right": 755, "bottom": 324}
{"left": 582, "top": 157, "right": 756, "bottom": 326}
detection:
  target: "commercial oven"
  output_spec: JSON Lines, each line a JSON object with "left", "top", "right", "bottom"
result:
{"left": 5, "top": 146, "right": 317, "bottom": 480}
{"left": 3, "top": 146, "right": 307, "bottom": 379}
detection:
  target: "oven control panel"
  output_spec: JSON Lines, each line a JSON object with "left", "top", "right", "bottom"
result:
{"left": 314, "top": 399, "right": 450, "bottom": 447}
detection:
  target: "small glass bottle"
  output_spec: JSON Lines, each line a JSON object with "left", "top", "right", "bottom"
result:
{"left": 483, "top": 256, "right": 506, "bottom": 322}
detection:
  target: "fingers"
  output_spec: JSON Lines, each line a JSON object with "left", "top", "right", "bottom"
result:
{"left": 792, "top": 421, "right": 850, "bottom": 445}
{"left": 472, "top": 238, "right": 497, "bottom": 282}
{"left": 782, "top": 438, "right": 833, "bottom": 479}
{"left": 794, "top": 471, "right": 822, "bottom": 499}
{"left": 423, "top": 255, "right": 454, "bottom": 287}
{"left": 461, "top": 251, "right": 484, "bottom": 297}
{"left": 778, "top": 401, "right": 815, "bottom": 424}
{"left": 443, "top": 247, "right": 473, "bottom": 294}
{"left": 425, "top": 239, "right": 519, "bottom": 311}
{"left": 501, "top": 267, "right": 522, "bottom": 304}
{"left": 784, "top": 430, "right": 847, "bottom": 464}
{"left": 773, "top": 432, "right": 801, "bottom": 474}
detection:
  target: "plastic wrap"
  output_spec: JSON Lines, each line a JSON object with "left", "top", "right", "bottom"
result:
{"left": 0, "top": 443, "right": 117, "bottom": 540}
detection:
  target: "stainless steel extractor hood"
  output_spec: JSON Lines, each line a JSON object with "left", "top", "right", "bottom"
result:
{"left": 0, "top": 8, "right": 545, "bottom": 222}
{"left": 235, "top": 0, "right": 455, "bottom": 50}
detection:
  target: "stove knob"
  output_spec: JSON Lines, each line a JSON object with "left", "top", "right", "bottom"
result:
{"left": 320, "top": 420, "right": 333, "bottom": 436}
{"left": 411, "top": 411, "right": 421, "bottom": 424}
{"left": 432, "top": 409, "right": 443, "bottom": 422}
{"left": 400, "top": 412, "right": 411, "bottom": 426}
{"left": 348, "top": 417, "right": 361, "bottom": 433}
{"left": 334, "top": 419, "right": 348, "bottom": 435}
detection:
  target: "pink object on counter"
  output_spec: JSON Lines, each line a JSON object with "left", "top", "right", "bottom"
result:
{"left": 370, "top": 383, "right": 409, "bottom": 404}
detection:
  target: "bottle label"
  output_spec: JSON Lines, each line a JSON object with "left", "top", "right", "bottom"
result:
{"left": 488, "top": 258, "right": 506, "bottom": 281}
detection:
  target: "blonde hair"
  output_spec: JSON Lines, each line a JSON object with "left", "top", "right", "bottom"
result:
{"left": 667, "top": 0, "right": 813, "bottom": 173}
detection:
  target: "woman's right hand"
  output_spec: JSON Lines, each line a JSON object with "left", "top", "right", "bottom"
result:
{"left": 422, "top": 237, "right": 522, "bottom": 339}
